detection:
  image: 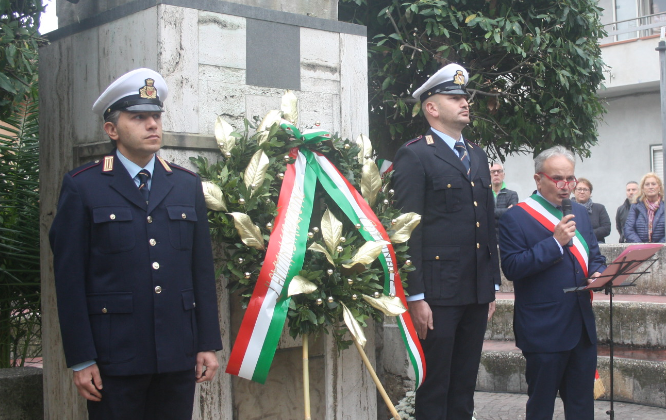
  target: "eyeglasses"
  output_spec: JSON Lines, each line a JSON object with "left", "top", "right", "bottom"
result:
{"left": 538, "top": 172, "right": 577, "bottom": 190}
{"left": 490, "top": 169, "right": 504, "bottom": 175}
{"left": 575, "top": 187, "right": 590, "bottom": 193}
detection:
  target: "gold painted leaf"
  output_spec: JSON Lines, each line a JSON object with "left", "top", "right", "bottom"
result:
{"left": 389, "top": 212, "right": 422, "bottom": 244}
{"left": 308, "top": 243, "right": 335, "bottom": 266}
{"left": 321, "top": 208, "right": 343, "bottom": 255}
{"left": 356, "top": 133, "right": 373, "bottom": 163}
{"left": 227, "top": 212, "right": 265, "bottom": 250}
{"left": 341, "top": 302, "right": 367, "bottom": 348}
{"left": 287, "top": 275, "right": 318, "bottom": 297}
{"left": 256, "top": 130, "right": 270, "bottom": 145}
{"left": 257, "top": 109, "right": 282, "bottom": 132}
{"left": 362, "top": 294, "right": 407, "bottom": 317}
{"left": 361, "top": 160, "right": 382, "bottom": 207}
{"left": 244, "top": 149, "right": 270, "bottom": 196}
{"left": 342, "top": 240, "right": 390, "bottom": 269}
{"left": 202, "top": 181, "right": 227, "bottom": 211}
{"left": 281, "top": 90, "right": 299, "bottom": 123}
{"left": 215, "top": 116, "right": 235, "bottom": 154}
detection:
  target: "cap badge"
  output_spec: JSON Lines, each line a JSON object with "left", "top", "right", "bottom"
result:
{"left": 453, "top": 70, "right": 466, "bottom": 86}
{"left": 139, "top": 78, "right": 158, "bottom": 99}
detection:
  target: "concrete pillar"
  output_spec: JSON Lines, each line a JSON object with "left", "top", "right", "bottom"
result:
{"left": 40, "top": 1, "right": 371, "bottom": 419}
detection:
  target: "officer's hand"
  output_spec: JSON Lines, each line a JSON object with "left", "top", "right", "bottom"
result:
{"left": 73, "top": 364, "right": 103, "bottom": 401}
{"left": 488, "top": 301, "right": 496, "bottom": 321}
{"left": 408, "top": 300, "right": 433, "bottom": 340}
{"left": 195, "top": 351, "right": 219, "bottom": 383}
{"left": 554, "top": 214, "right": 576, "bottom": 246}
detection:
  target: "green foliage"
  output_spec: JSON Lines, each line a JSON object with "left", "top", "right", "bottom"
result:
{"left": 0, "top": 0, "right": 45, "bottom": 120}
{"left": 340, "top": 0, "right": 607, "bottom": 161}
{"left": 192, "top": 116, "right": 414, "bottom": 350}
{"left": 0, "top": 93, "right": 41, "bottom": 368}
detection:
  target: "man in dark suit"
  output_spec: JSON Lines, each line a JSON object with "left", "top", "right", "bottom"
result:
{"left": 392, "top": 63, "right": 500, "bottom": 420}
{"left": 49, "top": 68, "right": 222, "bottom": 420}
{"left": 498, "top": 146, "right": 606, "bottom": 420}
{"left": 490, "top": 161, "right": 519, "bottom": 239}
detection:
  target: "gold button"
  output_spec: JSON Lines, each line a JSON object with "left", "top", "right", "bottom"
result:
{"left": 447, "top": 184, "right": 451, "bottom": 188}
{"left": 149, "top": 239, "right": 157, "bottom": 246}
{"left": 155, "top": 286, "right": 162, "bottom": 294}
{"left": 94, "top": 160, "right": 100, "bottom": 163}
{"left": 182, "top": 213, "right": 187, "bottom": 219}
{"left": 152, "top": 262, "right": 160, "bottom": 270}
{"left": 477, "top": 243, "right": 480, "bottom": 249}
{"left": 147, "top": 216, "right": 153, "bottom": 223}
{"left": 193, "top": 302, "right": 196, "bottom": 308}
{"left": 489, "top": 184, "right": 492, "bottom": 188}
{"left": 102, "top": 308, "right": 107, "bottom": 314}
{"left": 474, "top": 201, "right": 478, "bottom": 206}
{"left": 476, "top": 222, "right": 480, "bottom": 227}
{"left": 471, "top": 181, "right": 475, "bottom": 186}
{"left": 110, "top": 214, "right": 116, "bottom": 220}
{"left": 435, "top": 256, "right": 440, "bottom": 260}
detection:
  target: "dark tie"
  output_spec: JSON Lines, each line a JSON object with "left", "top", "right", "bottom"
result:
{"left": 454, "top": 141, "right": 471, "bottom": 178}
{"left": 137, "top": 169, "right": 151, "bottom": 202}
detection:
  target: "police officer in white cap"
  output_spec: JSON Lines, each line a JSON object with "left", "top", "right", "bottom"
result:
{"left": 392, "top": 63, "right": 500, "bottom": 420}
{"left": 50, "top": 68, "right": 222, "bottom": 419}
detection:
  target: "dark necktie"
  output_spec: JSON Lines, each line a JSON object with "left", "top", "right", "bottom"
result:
{"left": 137, "top": 169, "right": 151, "bottom": 202}
{"left": 454, "top": 140, "right": 471, "bottom": 178}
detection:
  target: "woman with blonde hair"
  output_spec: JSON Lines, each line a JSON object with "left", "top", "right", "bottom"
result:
{"left": 624, "top": 172, "right": 666, "bottom": 243}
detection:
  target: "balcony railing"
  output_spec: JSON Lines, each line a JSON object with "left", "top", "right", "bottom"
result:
{"left": 602, "top": 12, "right": 666, "bottom": 43}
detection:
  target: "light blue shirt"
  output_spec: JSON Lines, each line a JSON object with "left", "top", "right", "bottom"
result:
{"left": 116, "top": 149, "right": 156, "bottom": 190}
{"left": 71, "top": 151, "right": 156, "bottom": 372}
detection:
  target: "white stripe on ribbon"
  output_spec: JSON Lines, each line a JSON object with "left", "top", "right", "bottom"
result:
{"left": 237, "top": 152, "right": 308, "bottom": 379}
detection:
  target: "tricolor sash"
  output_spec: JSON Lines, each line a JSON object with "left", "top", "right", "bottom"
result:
{"left": 516, "top": 194, "right": 590, "bottom": 277}
{"left": 225, "top": 123, "right": 426, "bottom": 388}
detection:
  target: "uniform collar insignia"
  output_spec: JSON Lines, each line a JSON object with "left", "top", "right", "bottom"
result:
{"left": 157, "top": 156, "right": 172, "bottom": 173}
{"left": 103, "top": 155, "right": 114, "bottom": 172}
{"left": 425, "top": 135, "right": 434, "bottom": 145}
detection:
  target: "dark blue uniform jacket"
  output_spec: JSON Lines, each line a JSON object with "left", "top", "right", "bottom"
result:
{"left": 499, "top": 200, "right": 606, "bottom": 353}
{"left": 49, "top": 151, "right": 222, "bottom": 376}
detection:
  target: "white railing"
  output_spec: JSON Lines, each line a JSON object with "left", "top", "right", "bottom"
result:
{"left": 602, "top": 12, "right": 666, "bottom": 43}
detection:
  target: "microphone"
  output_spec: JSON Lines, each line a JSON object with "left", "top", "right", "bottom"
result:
{"left": 561, "top": 198, "right": 573, "bottom": 247}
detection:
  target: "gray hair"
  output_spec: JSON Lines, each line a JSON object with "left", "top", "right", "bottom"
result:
{"left": 534, "top": 146, "right": 575, "bottom": 173}
{"left": 104, "top": 110, "right": 121, "bottom": 125}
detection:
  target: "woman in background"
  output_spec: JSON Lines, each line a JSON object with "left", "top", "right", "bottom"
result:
{"left": 624, "top": 173, "right": 666, "bottom": 243}
{"left": 572, "top": 178, "right": 611, "bottom": 243}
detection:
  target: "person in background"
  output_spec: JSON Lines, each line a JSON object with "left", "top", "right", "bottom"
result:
{"left": 624, "top": 173, "right": 666, "bottom": 243}
{"left": 490, "top": 162, "right": 518, "bottom": 239}
{"left": 571, "top": 178, "right": 611, "bottom": 243}
{"left": 616, "top": 181, "right": 639, "bottom": 243}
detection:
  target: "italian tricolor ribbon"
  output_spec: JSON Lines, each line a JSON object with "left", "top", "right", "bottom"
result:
{"left": 226, "top": 124, "right": 426, "bottom": 388}
{"left": 517, "top": 194, "right": 590, "bottom": 277}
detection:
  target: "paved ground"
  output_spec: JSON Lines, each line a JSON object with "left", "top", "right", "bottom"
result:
{"left": 474, "top": 391, "right": 666, "bottom": 420}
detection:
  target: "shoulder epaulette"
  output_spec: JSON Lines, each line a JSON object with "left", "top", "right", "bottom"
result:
{"left": 406, "top": 135, "right": 423, "bottom": 146}
{"left": 163, "top": 159, "right": 197, "bottom": 176}
{"left": 71, "top": 159, "right": 103, "bottom": 177}
{"left": 467, "top": 139, "right": 480, "bottom": 149}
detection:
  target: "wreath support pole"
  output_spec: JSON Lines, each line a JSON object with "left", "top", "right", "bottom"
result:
{"left": 352, "top": 335, "right": 401, "bottom": 420}
{"left": 303, "top": 333, "right": 311, "bottom": 420}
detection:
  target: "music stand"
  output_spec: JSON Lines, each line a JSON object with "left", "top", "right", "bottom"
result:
{"left": 564, "top": 243, "right": 663, "bottom": 420}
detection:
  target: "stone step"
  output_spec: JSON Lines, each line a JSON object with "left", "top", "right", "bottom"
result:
{"left": 499, "top": 244, "right": 666, "bottom": 296}
{"left": 478, "top": 340, "right": 666, "bottom": 408}
{"left": 486, "top": 294, "right": 666, "bottom": 348}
